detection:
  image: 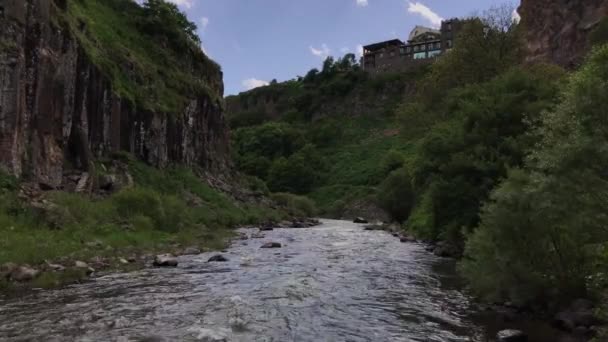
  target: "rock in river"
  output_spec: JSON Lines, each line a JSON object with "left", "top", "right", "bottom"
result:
{"left": 208, "top": 255, "right": 229, "bottom": 262}
{"left": 153, "top": 254, "right": 178, "bottom": 267}
{"left": 261, "top": 242, "right": 282, "bottom": 249}
{"left": 354, "top": 217, "right": 368, "bottom": 224}
{"left": 497, "top": 329, "right": 528, "bottom": 342}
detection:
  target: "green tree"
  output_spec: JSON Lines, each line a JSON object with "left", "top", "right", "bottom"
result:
{"left": 419, "top": 5, "right": 524, "bottom": 107}
{"left": 461, "top": 45, "right": 608, "bottom": 305}
{"left": 377, "top": 168, "right": 415, "bottom": 223}
{"left": 140, "top": 0, "right": 201, "bottom": 45}
{"left": 409, "top": 65, "right": 564, "bottom": 245}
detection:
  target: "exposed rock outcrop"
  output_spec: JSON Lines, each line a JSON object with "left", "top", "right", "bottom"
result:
{"left": 0, "top": 0, "right": 230, "bottom": 188}
{"left": 519, "top": 0, "right": 608, "bottom": 68}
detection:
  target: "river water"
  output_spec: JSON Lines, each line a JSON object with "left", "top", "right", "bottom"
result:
{"left": 0, "top": 220, "right": 574, "bottom": 341}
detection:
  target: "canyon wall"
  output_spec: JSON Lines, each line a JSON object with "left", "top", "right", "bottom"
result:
{"left": 519, "top": 0, "right": 608, "bottom": 67}
{"left": 0, "top": 0, "right": 230, "bottom": 188}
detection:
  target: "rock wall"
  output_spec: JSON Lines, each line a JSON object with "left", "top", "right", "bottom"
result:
{"left": 0, "top": 0, "right": 230, "bottom": 188}
{"left": 519, "top": 0, "right": 608, "bottom": 67}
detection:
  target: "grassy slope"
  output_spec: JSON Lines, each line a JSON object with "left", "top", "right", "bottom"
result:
{"left": 0, "top": 158, "right": 284, "bottom": 291}
{"left": 309, "top": 116, "right": 416, "bottom": 212}
{"left": 0, "top": 160, "right": 281, "bottom": 266}
{"left": 227, "top": 69, "right": 426, "bottom": 216}
{"left": 61, "top": 0, "right": 221, "bottom": 112}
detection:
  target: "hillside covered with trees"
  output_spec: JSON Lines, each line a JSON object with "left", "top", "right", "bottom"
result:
{"left": 227, "top": 4, "right": 608, "bottom": 325}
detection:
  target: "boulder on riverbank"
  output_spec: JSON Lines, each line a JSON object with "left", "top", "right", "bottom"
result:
{"left": 261, "top": 242, "right": 282, "bottom": 249}
{"left": 497, "top": 329, "right": 528, "bottom": 342}
{"left": 153, "top": 254, "right": 178, "bottom": 267}
{"left": 10, "top": 265, "right": 41, "bottom": 282}
{"left": 74, "top": 261, "right": 95, "bottom": 276}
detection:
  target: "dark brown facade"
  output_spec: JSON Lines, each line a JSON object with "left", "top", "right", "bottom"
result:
{"left": 362, "top": 19, "right": 462, "bottom": 74}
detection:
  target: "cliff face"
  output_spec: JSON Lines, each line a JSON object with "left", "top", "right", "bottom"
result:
{"left": 519, "top": 0, "right": 608, "bottom": 67}
{"left": 0, "top": 0, "right": 230, "bottom": 188}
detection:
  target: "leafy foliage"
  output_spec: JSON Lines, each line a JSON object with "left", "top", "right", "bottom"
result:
{"left": 408, "top": 65, "right": 564, "bottom": 244}
{"left": 461, "top": 45, "right": 608, "bottom": 304}
{"left": 377, "top": 168, "right": 415, "bottom": 223}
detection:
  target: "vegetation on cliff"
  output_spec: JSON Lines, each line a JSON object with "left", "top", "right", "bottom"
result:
{"left": 60, "top": 0, "right": 221, "bottom": 112}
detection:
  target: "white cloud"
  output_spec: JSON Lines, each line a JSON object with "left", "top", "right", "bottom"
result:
{"left": 407, "top": 2, "right": 443, "bottom": 28}
{"left": 242, "top": 78, "right": 269, "bottom": 90}
{"left": 310, "top": 44, "right": 331, "bottom": 58}
{"left": 340, "top": 47, "right": 350, "bottom": 53}
{"left": 356, "top": 0, "right": 369, "bottom": 7}
{"left": 356, "top": 44, "right": 364, "bottom": 58}
{"left": 166, "top": 0, "right": 193, "bottom": 8}
{"left": 200, "top": 17, "right": 209, "bottom": 31}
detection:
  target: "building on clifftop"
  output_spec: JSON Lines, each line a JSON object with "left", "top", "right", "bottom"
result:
{"left": 362, "top": 19, "right": 462, "bottom": 74}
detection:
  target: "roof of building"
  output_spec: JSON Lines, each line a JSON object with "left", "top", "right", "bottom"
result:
{"left": 363, "top": 39, "right": 405, "bottom": 52}
{"left": 408, "top": 25, "right": 440, "bottom": 42}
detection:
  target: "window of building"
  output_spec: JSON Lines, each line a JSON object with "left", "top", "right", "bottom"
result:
{"left": 421, "top": 44, "right": 426, "bottom": 51}
{"left": 413, "top": 52, "right": 426, "bottom": 59}
{"left": 447, "top": 40, "right": 452, "bottom": 48}
{"left": 428, "top": 50, "right": 441, "bottom": 58}
{"left": 390, "top": 51, "right": 395, "bottom": 57}
{"left": 413, "top": 45, "right": 419, "bottom": 52}
{"left": 428, "top": 43, "right": 434, "bottom": 50}
{"left": 435, "top": 42, "right": 441, "bottom": 49}
{"left": 399, "top": 47, "right": 405, "bottom": 55}
{"left": 447, "top": 23, "right": 452, "bottom": 31}
{"left": 406, "top": 46, "right": 411, "bottom": 53}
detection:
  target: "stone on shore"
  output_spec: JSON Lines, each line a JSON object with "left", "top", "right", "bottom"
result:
{"left": 153, "top": 254, "right": 178, "bottom": 267}
{"left": 75, "top": 261, "right": 95, "bottom": 275}
{"left": 10, "top": 265, "right": 40, "bottom": 282}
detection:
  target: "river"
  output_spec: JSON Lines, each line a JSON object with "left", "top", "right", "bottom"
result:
{"left": 0, "top": 220, "right": 577, "bottom": 341}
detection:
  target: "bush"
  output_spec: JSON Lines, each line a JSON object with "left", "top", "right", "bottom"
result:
{"left": 267, "top": 145, "right": 325, "bottom": 194}
{"left": 112, "top": 188, "right": 188, "bottom": 232}
{"left": 380, "top": 150, "right": 405, "bottom": 177}
{"left": 270, "top": 193, "right": 317, "bottom": 217}
{"left": 244, "top": 176, "right": 270, "bottom": 195}
{"left": 377, "top": 168, "right": 415, "bottom": 223}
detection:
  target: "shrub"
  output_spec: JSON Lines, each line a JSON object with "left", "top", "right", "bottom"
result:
{"left": 270, "top": 193, "right": 317, "bottom": 217}
{"left": 377, "top": 168, "right": 415, "bottom": 223}
{"left": 244, "top": 176, "right": 270, "bottom": 195}
{"left": 380, "top": 150, "right": 405, "bottom": 177}
{"left": 267, "top": 151, "right": 321, "bottom": 194}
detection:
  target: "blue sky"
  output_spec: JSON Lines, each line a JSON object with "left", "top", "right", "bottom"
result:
{"left": 165, "top": 0, "right": 511, "bottom": 95}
